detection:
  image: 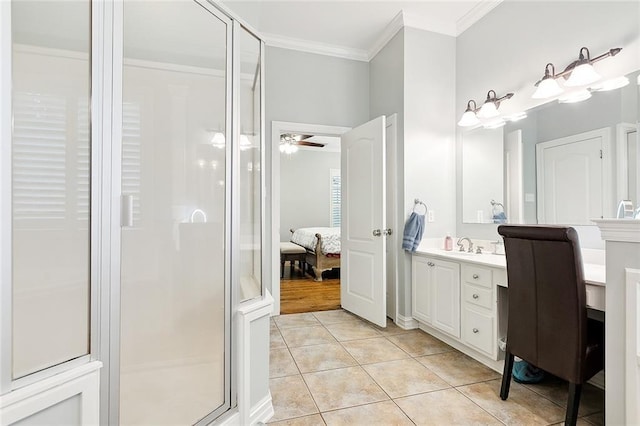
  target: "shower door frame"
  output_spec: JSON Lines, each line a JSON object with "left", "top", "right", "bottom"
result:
{"left": 103, "top": 1, "right": 236, "bottom": 424}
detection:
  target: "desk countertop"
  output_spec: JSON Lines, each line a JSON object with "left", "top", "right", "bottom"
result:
{"left": 414, "top": 247, "right": 605, "bottom": 287}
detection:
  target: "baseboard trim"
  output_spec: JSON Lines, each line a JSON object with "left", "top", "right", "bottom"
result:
{"left": 395, "top": 314, "right": 419, "bottom": 330}
{"left": 250, "top": 393, "right": 274, "bottom": 424}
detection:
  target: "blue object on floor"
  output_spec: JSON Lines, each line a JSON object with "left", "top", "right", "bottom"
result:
{"left": 512, "top": 360, "right": 545, "bottom": 384}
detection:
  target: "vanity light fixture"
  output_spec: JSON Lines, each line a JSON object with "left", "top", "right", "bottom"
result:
{"left": 457, "top": 100, "right": 480, "bottom": 127}
{"left": 565, "top": 47, "right": 603, "bottom": 87}
{"left": 532, "top": 46, "right": 622, "bottom": 98}
{"left": 590, "top": 75, "right": 630, "bottom": 91}
{"left": 558, "top": 88, "right": 592, "bottom": 104}
{"left": 532, "top": 63, "right": 564, "bottom": 99}
{"left": 477, "top": 90, "right": 513, "bottom": 119}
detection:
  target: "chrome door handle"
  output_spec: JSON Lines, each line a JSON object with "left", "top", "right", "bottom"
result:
{"left": 373, "top": 229, "right": 382, "bottom": 237}
{"left": 472, "top": 328, "right": 479, "bottom": 334}
{"left": 473, "top": 274, "right": 479, "bottom": 279}
{"left": 427, "top": 262, "right": 435, "bottom": 267}
{"left": 472, "top": 294, "right": 479, "bottom": 299}
{"left": 382, "top": 228, "right": 392, "bottom": 236}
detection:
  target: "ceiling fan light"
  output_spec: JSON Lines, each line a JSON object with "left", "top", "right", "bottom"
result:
{"left": 532, "top": 77, "right": 564, "bottom": 99}
{"left": 457, "top": 110, "right": 480, "bottom": 127}
{"left": 590, "top": 76, "right": 629, "bottom": 91}
{"left": 565, "top": 63, "right": 601, "bottom": 87}
{"left": 558, "top": 89, "right": 592, "bottom": 104}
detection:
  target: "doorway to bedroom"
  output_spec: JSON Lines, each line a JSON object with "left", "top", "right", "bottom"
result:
{"left": 271, "top": 122, "right": 350, "bottom": 315}
{"left": 279, "top": 132, "right": 343, "bottom": 314}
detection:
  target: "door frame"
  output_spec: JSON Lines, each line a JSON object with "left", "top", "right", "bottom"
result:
{"left": 535, "top": 127, "right": 612, "bottom": 224}
{"left": 270, "top": 121, "right": 350, "bottom": 315}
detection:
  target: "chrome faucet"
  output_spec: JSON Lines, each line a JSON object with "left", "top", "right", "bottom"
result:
{"left": 457, "top": 237, "right": 474, "bottom": 253}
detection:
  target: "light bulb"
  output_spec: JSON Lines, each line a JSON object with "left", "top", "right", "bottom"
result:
{"left": 210, "top": 132, "right": 225, "bottom": 148}
{"left": 477, "top": 101, "right": 499, "bottom": 119}
{"left": 457, "top": 110, "right": 479, "bottom": 127}
{"left": 565, "top": 63, "right": 601, "bottom": 87}
{"left": 532, "top": 78, "right": 564, "bottom": 99}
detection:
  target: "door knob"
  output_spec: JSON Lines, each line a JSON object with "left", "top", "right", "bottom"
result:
{"left": 372, "top": 229, "right": 382, "bottom": 237}
{"left": 382, "top": 228, "right": 392, "bottom": 236}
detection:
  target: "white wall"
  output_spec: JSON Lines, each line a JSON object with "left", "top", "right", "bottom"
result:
{"left": 456, "top": 0, "right": 640, "bottom": 245}
{"left": 370, "top": 27, "right": 456, "bottom": 319}
{"left": 279, "top": 150, "right": 340, "bottom": 242}
{"left": 370, "top": 30, "right": 406, "bottom": 317}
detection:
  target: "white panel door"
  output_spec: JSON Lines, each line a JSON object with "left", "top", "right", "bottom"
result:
{"left": 537, "top": 129, "right": 607, "bottom": 224}
{"left": 341, "top": 116, "right": 387, "bottom": 327}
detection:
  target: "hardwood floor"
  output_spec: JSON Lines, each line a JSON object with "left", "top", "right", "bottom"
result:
{"left": 280, "top": 264, "right": 340, "bottom": 314}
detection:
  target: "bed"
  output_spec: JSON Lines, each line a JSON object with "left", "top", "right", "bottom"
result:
{"left": 290, "top": 227, "right": 340, "bottom": 281}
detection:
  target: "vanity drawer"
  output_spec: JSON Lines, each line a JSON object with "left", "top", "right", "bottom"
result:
{"left": 462, "top": 308, "right": 495, "bottom": 357}
{"left": 462, "top": 264, "right": 492, "bottom": 288}
{"left": 463, "top": 284, "right": 493, "bottom": 310}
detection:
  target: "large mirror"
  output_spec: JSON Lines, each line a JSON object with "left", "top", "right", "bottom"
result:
{"left": 462, "top": 70, "right": 639, "bottom": 225}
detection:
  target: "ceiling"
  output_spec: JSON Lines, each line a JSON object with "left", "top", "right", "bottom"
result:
{"left": 221, "top": 0, "right": 502, "bottom": 61}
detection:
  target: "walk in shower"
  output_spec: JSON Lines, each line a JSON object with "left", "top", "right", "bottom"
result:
{"left": 1, "top": 1, "right": 265, "bottom": 424}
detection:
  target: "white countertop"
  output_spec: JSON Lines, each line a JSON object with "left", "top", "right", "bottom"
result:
{"left": 414, "top": 246, "right": 605, "bottom": 287}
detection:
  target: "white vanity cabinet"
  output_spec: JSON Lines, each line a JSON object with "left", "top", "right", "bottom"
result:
{"left": 460, "top": 264, "right": 503, "bottom": 359}
{"left": 411, "top": 256, "right": 460, "bottom": 338}
{"left": 412, "top": 253, "right": 506, "bottom": 366}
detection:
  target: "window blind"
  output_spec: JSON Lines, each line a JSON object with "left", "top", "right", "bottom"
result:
{"left": 330, "top": 168, "right": 341, "bottom": 227}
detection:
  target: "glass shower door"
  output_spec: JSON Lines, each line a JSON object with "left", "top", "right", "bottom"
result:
{"left": 119, "top": 0, "right": 230, "bottom": 424}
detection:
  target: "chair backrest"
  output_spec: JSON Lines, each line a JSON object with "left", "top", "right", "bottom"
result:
{"left": 497, "top": 225, "right": 587, "bottom": 383}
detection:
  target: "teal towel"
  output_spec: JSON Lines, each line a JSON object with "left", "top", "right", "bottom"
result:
{"left": 402, "top": 212, "right": 425, "bottom": 252}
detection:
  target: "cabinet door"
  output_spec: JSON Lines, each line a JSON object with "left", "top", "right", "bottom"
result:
{"left": 412, "top": 256, "right": 432, "bottom": 324}
{"left": 432, "top": 259, "right": 461, "bottom": 338}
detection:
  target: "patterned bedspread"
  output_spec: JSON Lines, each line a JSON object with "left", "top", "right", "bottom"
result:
{"left": 290, "top": 227, "right": 341, "bottom": 255}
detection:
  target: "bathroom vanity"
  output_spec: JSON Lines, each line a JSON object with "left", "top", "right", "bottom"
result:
{"left": 411, "top": 243, "right": 605, "bottom": 372}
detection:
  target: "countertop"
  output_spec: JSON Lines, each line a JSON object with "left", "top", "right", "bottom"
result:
{"left": 414, "top": 246, "right": 605, "bottom": 287}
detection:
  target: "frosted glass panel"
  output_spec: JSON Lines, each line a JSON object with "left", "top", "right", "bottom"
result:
{"left": 120, "top": 1, "right": 228, "bottom": 424}
{"left": 11, "top": 0, "right": 91, "bottom": 379}
{"left": 239, "top": 28, "right": 262, "bottom": 301}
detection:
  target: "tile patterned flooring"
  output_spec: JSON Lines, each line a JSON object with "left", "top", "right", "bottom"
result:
{"left": 268, "top": 310, "right": 604, "bottom": 426}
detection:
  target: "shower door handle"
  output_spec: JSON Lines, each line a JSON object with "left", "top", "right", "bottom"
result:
{"left": 121, "top": 194, "right": 134, "bottom": 228}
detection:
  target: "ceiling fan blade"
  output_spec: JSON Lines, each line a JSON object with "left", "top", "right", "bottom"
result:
{"left": 297, "top": 141, "right": 325, "bottom": 148}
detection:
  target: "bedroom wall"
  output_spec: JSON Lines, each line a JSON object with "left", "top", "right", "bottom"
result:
{"left": 279, "top": 149, "right": 340, "bottom": 242}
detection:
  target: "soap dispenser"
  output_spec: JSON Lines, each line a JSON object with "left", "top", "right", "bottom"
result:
{"left": 444, "top": 233, "right": 453, "bottom": 251}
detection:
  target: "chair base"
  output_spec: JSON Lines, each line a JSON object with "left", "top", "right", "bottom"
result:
{"left": 500, "top": 351, "right": 582, "bottom": 426}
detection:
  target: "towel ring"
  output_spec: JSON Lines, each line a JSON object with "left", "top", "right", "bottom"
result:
{"left": 413, "top": 199, "right": 428, "bottom": 215}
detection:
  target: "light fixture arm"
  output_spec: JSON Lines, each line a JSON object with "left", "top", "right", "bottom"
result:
{"left": 557, "top": 46, "right": 622, "bottom": 79}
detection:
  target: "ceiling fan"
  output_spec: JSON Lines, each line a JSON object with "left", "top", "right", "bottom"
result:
{"left": 279, "top": 133, "right": 325, "bottom": 153}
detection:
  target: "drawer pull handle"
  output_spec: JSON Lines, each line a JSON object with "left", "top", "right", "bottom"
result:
{"left": 427, "top": 262, "right": 435, "bottom": 267}
{"left": 472, "top": 294, "right": 479, "bottom": 299}
{"left": 473, "top": 274, "right": 479, "bottom": 279}
{"left": 472, "top": 328, "right": 479, "bottom": 334}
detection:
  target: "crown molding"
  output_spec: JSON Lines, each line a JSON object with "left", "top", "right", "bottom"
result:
{"left": 264, "top": 0, "right": 505, "bottom": 63}
{"left": 262, "top": 32, "right": 369, "bottom": 62}
{"left": 367, "top": 10, "right": 405, "bottom": 61}
{"left": 456, "top": 0, "right": 504, "bottom": 35}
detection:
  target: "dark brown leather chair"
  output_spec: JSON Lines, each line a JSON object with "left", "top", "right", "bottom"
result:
{"left": 497, "top": 225, "right": 604, "bottom": 426}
